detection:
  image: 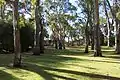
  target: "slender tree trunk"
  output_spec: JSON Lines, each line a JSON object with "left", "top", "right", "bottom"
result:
{"left": 71, "top": 35, "right": 74, "bottom": 46}
{"left": 33, "top": 0, "right": 41, "bottom": 55}
{"left": 94, "top": 0, "right": 102, "bottom": 57}
{"left": 13, "top": 0, "right": 21, "bottom": 67}
{"left": 90, "top": 26, "right": 94, "bottom": 50}
{"left": 106, "top": 0, "right": 118, "bottom": 51}
{"left": 39, "top": 18, "right": 44, "bottom": 53}
{"left": 67, "top": 36, "right": 70, "bottom": 46}
{"left": 0, "top": 4, "right": 5, "bottom": 19}
{"left": 84, "top": 19, "right": 89, "bottom": 53}
{"left": 54, "top": 39, "right": 58, "bottom": 49}
{"left": 104, "top": 0, "right": 111, "bottom": 47}
{"left": 35, "top": 0, "right": 40, "bottom": 47}
{"left": 114, "top": 1, "right": 119, "bottom": 52}
{"left": 116, "top": 20, "right": 120, "bottom": 54}
{"left": 58, "top": 40, "right": 62, "bottom": 49}
{"left": 58, "top": 34, "right": 63, "bottom": 49}
{"left": 62, "top": 37, "right": 65, "bottom": 49}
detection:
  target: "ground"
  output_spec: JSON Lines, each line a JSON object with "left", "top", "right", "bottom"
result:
{"left": 0, "top": 46, "right": 120, "bottom": 80}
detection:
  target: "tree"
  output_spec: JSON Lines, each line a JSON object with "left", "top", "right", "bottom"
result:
{"left": 77, "top": 0, "right": 94, "bottom": 52}
{"left": 33, "top": 0, "right": 44, "bottom": 55}
{"left": 106, "top": 0, "right": 120, "bottom": 54}
{"left": 94, "top": 0, "right": 102, "bottom": 57}
{"left": 103, "top": 0, "right": 111, "bottom": 47}
{"left": 13, "top": 0, "right": 21, "bottom": 67}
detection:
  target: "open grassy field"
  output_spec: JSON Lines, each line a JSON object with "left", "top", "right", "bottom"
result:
{"left": 0, "top": 46, "right": 120, "bottom": 80}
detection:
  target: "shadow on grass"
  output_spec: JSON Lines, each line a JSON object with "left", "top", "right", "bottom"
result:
{"left": 45, "top": 48, "right": 89, "bottom": 56}
{"left": 104, "top": 55, "right": 120, "bottom": 59}
{"left": 0, "top": 69, "right": 19, "bottom": 80}
{"left": 45, "top": 48, "right": 116, "bottom": 57}
{"left": 20, "top": 63, "right": 76, "bottom": 80}
{"left": 18, "top": 63, "right": 120, "bottom": 80}
{"left": 23, "top": 54, "right": 90, "bottom": 68}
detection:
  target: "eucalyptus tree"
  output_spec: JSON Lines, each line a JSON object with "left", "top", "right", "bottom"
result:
{"left": 103, "top": 0, "right": 111, "bottom": 47}
{"left": 106, "top": 0, "right": 120, "bottom": 54}
{"left": 44, "top": 0, "right": 77, "bottom": 49}
{"left": 93, "top": 0, "right": 102, "bottom": 56}
{"left": 33, "top": 0, "right": 44, "bottom": 55}
{"left": 77, "top": 0, "right": 94, "bottom": 52}
{"left": 5, "top": 0, "right": 21, "bottom": 67}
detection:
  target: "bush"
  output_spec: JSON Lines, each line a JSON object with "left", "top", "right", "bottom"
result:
{"left": 0, "top": 20, "right": 34, "bottom": 53}
{"left": 20, "top": 24, "right": 34, "bottom": 52}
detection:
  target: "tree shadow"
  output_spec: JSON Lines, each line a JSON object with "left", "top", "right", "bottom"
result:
{"left": 44, "top": 48, "right": 89, "bottom": 56}
{"left": 23, "top": 54, "right": 90, "bottom": 68}
{"left": 19, "top": 63, "right": 120, "bottom": 80}
{"left": 0, "top": 69, "right": 20, "bottom": 80}
{"left": 91, "top": 59, "right": 120, "bottom": 64}
{"left": 20, "top": 63, "right": 76, "bottom": 80}
{"left": 64, "top": 63, "right": 98, "bottom": 70}
{"left": 104, "top": 55, "right": 120, "bottom": 59}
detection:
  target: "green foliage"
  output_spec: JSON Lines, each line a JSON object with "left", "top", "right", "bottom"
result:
{"left": 0, "top": 20, "right": 35, "bottom": 53}
{"left": 20, "top": 23, "right": 34, "bottom": 52}
{"left": 0, "top": 0, "right": 5, "bottom": 6}
{"left": 117, "top": 11, "right": 120, "bottom": 20}
{"left": 0, "top": 20, "right": 13, "bottom": 53}
{"left": 100, "top": 17, "right": 106, "bottom": 24}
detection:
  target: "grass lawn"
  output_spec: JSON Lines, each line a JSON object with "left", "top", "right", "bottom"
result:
{"left": 0, "top": 46, "right": 120, "bottom": 80}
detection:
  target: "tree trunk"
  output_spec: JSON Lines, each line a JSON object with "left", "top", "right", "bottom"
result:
{"left": 116, "top": 20, "right": 120, "bottom": 54}
{"left": 35, "top": 0, "right": 40, "bottom": 47}
{"left": 94, "top": 0, "right": 102, "bottom": 57}
{"left": 67, "top": 36, "right": 70, "bottom": 46}
{"left": 104, "top": 0, "right": 111, "bottom": 47}
{"left": 84, "top": 20, "right": 89, "bottom": 53}
{"left": 13, "top": 0, "right": 21, "bottom": 67}
{"left": 91, "top": 28, "right": 94, "bottom": 50}
{"left": 39, "top": 18, "right": 44, "bottom": 53}
{"left": 106, "top": 0, "right": 118, "bottom": 51}
{"left": 54, "top": 39, "right": 58, "bottom": 49}
{"left": 33, "top": 0, "right": 44, "bottom": 55}
{"left": 58, "top": 40, "right": 62, "bottom": 50}
{"left": 62, "top": 37, "right": 65, "bottom": 49}
{"left": 0, "top": 4, "right": 5, "bottom": 19}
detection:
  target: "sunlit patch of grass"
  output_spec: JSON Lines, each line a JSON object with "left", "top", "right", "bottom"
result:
{"left": 0, "top": 67, "right": 43, "bottom": 80}
{"left": 0, "top": 46, "right": 120, "bottom": 80}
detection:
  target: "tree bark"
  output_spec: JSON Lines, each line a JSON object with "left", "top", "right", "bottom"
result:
{"left": 67, "top": 36, "right": 70, "bottom": 46}
{"left": 33, "top": 0, "right": 40, "bottom": 55}
{"left": 84, "top": 19, "right": 89, "bottom": 53}
{"left": 13, "top": 0, "right": 21, "bottom": 67}
{"left": 104, "top": 0, "right": 111, "bottom": 47}
{"left": 90, "top": 26, "right": 94, "bottom": 50}
{"left": 0, "top": 4, "right": 5, "bottom": 19}
{"left": 39, "top": 18, "right": 44, "bottom": 53}
{"left": 33, "top": 0, "right": 44, "bottom": 54}
{"left": 62, "top": 38, "right": 65, "bottom": 49}
{"left": 35, "top": 0, "right": 40, "bottom": 47}
{"left": 94, "top": 0, "right": 102, "bottom": 57}
{"left": 54, "top": 39, "right": 58, "bottom": 49}
{"left": 116, "top": 20, "right": 120, "bottom": 54}
{"left": 106, "top": 0, "right": 118, "bottom": 51}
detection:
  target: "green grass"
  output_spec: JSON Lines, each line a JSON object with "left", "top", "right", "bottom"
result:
{"left": 0, "top": 46, "right": 120, "bottom": 80}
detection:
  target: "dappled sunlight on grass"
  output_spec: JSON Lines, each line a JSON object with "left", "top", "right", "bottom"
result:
{"left": 0, "top": 67, "right": 44, "bottom": 80}
{"left": 0, "top": 46, "right": 120, "bottom": 80}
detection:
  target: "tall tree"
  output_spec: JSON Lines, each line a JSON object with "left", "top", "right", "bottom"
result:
{"left": 103, "top": 0, "right": 111, "bottom": 47}
{"left": 13, "top": 0, "right": 21, "bottom": 67}
{"left": 33, "top": 0, "right": 44, "bottom": 55}
{"left": 94, "top": 0, "right": 102, "bottom": 56}
{"left": 106, "top": 0, "right": 120, "bottom": 54}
